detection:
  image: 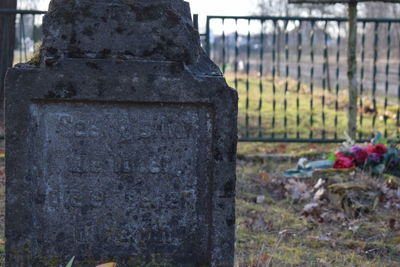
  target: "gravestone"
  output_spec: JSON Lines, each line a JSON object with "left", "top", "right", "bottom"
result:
{"left": 5, "top": 0, "right": 237, "bottom": 266}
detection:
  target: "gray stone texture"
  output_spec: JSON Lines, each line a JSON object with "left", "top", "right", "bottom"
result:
{"left": 43, "top": 0, "right": 199, "bottom": 64}
{"left": 5, "top": 0, "right": 237, "bottom": 266}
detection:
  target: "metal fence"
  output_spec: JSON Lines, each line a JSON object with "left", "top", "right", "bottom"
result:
{"left": 205, "top": 16, "right": 400, "bottom": 142}
{"left": 2, "top": 11, "right": 400, "bottom": 143}
{"left": 0, "top": 9, "right": 46, "bottom": 64}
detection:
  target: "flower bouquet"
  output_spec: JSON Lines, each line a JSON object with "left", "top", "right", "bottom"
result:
{"left": 330, "top": 133, "right": 400, "bottom": 176}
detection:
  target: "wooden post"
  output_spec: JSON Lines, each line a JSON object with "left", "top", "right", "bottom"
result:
{"left": 347, "top": 1, "right": 358, "bottom": 140}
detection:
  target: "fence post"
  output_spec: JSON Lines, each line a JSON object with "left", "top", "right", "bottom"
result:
{"left": 347, "top": 2, "right": 358, "bottom": 140}
{"left": 205, "top": 16, "right": 210, "bottom": 55}
{"left": 0, "top": 3, "right": 17, "bottom": 107}
{"left": 193, "top": 14, "right": 199, "bottom": 31}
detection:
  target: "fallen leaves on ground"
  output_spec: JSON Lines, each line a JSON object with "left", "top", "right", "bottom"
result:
{"left": 96, "top": 263, "right": 117, "bottom": 267}
{"left": 236, "top": 154, "right": 400, "bottom": 266}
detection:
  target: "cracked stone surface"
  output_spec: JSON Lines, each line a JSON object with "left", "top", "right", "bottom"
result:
{"left": 5, "top": 0, "right": 237, "bottom": 266}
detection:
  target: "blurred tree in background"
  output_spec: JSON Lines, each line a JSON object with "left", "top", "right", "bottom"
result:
{"left": 255, "top": 0, "right": 345, "bottom": 16}
{"left": 255, "top": 0, "right": 400, "bottom": 18}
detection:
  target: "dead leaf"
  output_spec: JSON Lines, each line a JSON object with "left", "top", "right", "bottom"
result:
{"left": 96, "top": 263, "right": 117, "bottom": 267}
{"left": 314, "top": 178, "right": 325, "bottom": 190}
{"left": 302, "top": 202, "right": 323, "bottom": 222}
{"left": 314, "top": 188, "right": 328, "bottom": 202}
{"left": 276, "top": 144, "right": 287, "bottom": 153}
{"left": 257, "top": 254, "right": 271, "bottom": 265}
{"left": 248, "top": 215, "right": 268, "bottom": 230}
{"left": 259, "top": 172, "right": 270, "bottom": 182}
{"left": 389, "top": 218, "right": 396, "bottom": 230}
{"left": 318, "top": 258, "right": 328, "bottom": 265}
{"left": 285, "top": 179, "right": 311, "bottom": 200}
{"left": 256, "top": 195, "right": 265, "bottom": 204}
{"left": 349, "top": 224, "right": 360, "bottom": 233}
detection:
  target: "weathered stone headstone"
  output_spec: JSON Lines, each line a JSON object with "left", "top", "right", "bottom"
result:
{"left": 5, "top": 0, "right": 237, "bottom": 266}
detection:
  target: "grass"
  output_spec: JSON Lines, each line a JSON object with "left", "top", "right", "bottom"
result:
{"left": 225, "top": 72, "right": 399, "bottom": 141}
{"left": 235, "top": 143, "right": 400, "bottom": 267}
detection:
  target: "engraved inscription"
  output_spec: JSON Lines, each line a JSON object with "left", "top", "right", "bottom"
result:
{"left": 32, "top": 103, "right": 212, "bottom": 261}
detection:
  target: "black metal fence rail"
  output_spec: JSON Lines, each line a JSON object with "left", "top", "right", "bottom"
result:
{"left": 205, "top": 16, "right": 400, "bottom": 143}
{"left": 2, "top": 11, "right": 400, "bottom": 143}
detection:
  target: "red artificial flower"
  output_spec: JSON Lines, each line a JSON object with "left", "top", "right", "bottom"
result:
{"left": 333, "top": 157, "right": 355, "bottom": 169}
{"left": 336, "top": 152, "right": 345, "bottom": 158}
{"left": 367, "top": 144, "right": 387, "bottom": 156}
{"left": 354, "top": 148, "right": 369, "bottom": 163}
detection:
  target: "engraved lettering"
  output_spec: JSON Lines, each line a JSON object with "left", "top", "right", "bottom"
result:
{"left": 181, "top": 190, "right": 196, "bottom": 210}
{"left": 89, "top": 158, "right": 103, "bottom": 173}
{"left": 138, "top": 120, "right": 154, "bottom": 139}
{"left": 166, "top": 192, "right": 180, "bottom": 209}
{"left": 118, "top": 125, "right": 132, "bottom": 143}
{"left": 75, "top": 121, "right": 100, "bottom": 137}
{"left": 48, "top": 190, "right": 61, "bottom": 208}
{"left": 68, "top": 155, "right": 85, "bottom": 173}
{"left": 90, "top": 190, "right": 104, "bottom": 208}
{"left": 68, "top": 155, "right": 104, "bottom": 174}
{"left": 149, "top": 160, "right": 161, "bottom": 174}
{"left": 37, "top": 103, "right": 211, "bottom": 259}
{"left": 57, "top": 114, "right": 73, "bottom": 136}
{"left": 75, "top": 225, "right": 95, "bottom": 243}
{"left": 69, "top": 190, "right": 83, "bottom": 208}
{"left": 169, "top": 122, "right": 188, "bottom": 139}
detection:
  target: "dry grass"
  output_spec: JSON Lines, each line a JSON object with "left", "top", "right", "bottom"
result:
{"left": 235, "top": 143, "right": 400, "bottom": 267}
{"left": 226, "top": 73, "right": 399, "bottom": 141}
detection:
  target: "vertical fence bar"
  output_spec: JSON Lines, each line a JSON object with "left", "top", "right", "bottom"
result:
{"left": 359, "top": 21, "right": 366, "bottom": 140}
{"left": 212, "top": 35, "right": 218, "bottom": 64}
{"left": 271, "top": 20, "right": 277, "bottom": 139}
{"left": 193, "top": 14, "right": 199, "bottom": 30}
{"left": 258, "top": 20, "right": 265, "bottom": 138}
{"left": 234, "top": 19, "right": 239, "bottom": 91}
{"left": 20, "top": 14, "right": 28, "bottom": 62}
{"left": 205, "top": 17, "right": 210, "bottom": 55}
{"left": 222, "top": 18, "right": 226, "bottom": 74}
{"left": 372, "top": 22, "right": 379, "bottom": 135}
{"left": 322, "top": 21, "right": 328, "bottom": 139}
{"left": 334, "top": 21, "right": 342, "bottom": 140}
{"left": 0, "top": 16, "right": 11, "bottom": 103}
{"left": 309, "top": 21, "right": 315, "bottom": 139}
{"left": 296, "top": 20, "right": 302, "bottom": 139}
{"left": 245, "top": 19, "right": 251, "bottom": 138}
{"left": 384, "top": 22, "right": 391, "bottom": 138}
{"left": 32, "top": 14, "right": 37, "bottom": 53}
{"left": 396, "top": 29, "right": 400, "bottom": 139}
{"left": 284, "top": 20, "right": 289, "bottom": 139}
{"left": 19, "top": 14, "right": 23, "bottom": 63}
{"left": 398, "top": 31, "right": 400, "bottom": 139}
{"left": 21, "top": 14, "right": 27, "bottom": 61}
